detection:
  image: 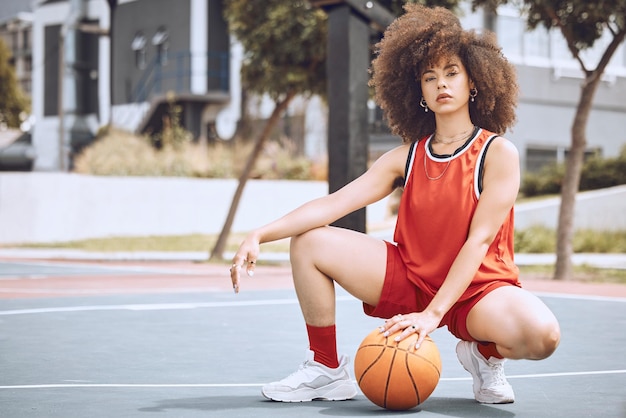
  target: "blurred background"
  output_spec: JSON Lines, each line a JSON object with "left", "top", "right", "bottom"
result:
{"left": 0, "top": 1, "right": 624, "bottom": 275}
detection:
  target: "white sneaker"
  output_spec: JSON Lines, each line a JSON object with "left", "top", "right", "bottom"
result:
{"left": 456, "top": 341, "right": 515, "bottom": 404}
{"left": 261, "top": 351, "right": 358, "bottom": 402}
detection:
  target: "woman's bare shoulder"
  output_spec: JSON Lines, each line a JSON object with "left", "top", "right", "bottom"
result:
{"left": 371, "top": 142, "right": 414, "bottom": 173}
{"left": 489, "top": 135, "right": 519, "bottom": 158}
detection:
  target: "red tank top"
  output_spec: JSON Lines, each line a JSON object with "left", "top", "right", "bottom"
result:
{"left": 393, "top": 127, "right": 520, "bottom": 302}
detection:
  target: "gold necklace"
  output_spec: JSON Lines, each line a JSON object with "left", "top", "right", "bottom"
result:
{"left": 433, "top": 126, "right": 474, "bottom": 144}
{"left": 424, "top": 153, "right": 451, "bottom": 180}
{"left": 424, "top": 127, "right": 475, "bottom": 180}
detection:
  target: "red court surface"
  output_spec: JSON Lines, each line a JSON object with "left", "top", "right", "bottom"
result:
{"left": 1, "top": 258, "right": 626, "bottom": 299}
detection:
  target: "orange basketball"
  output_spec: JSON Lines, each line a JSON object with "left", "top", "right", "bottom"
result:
{"left": 354, "top": 327, "right": 442, "bottom": 410}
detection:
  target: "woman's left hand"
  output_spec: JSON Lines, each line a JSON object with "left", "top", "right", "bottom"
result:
{"left": 379, "top": 311, "right": 442, "bottom": 349}
{"left": 229, "top": 233, "right": 260, "bottom": 294}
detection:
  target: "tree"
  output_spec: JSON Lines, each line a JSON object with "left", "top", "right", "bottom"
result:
{"left": 473, "top": 0, "right": 626, "bottom": 280}
{"left": 211, "top": 0, "right": 464, "bottom": 261}
{"left": 210, "top": 0, "right": 328, "bottom": 260}
{"left": 0, "top": 38, "right": 29, "bottom": 128}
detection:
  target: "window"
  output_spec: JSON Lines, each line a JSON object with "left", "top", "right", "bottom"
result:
{"left": 526, "top": 145, "right": 601, "bottom": 172}
{"left": 10, "top": 31, "right": 18, "bottom": 54}
{"left": 494, "top": 5, "right": 626, "bottom": 77}
{"left": 152, "top": 27, "right": 169, "bottom": 66}
{"left": 131, "top": 32, "right": 147, "bottom": 69}
{"left": 22, "top": 28, "right": 30, "bottom": 52}
{"left": 44, "top": 24, "right": 61, "bottom": 116}
{"left": 526, "top": 146, "right": 560, "bottom": 172}
{"left": 524, "top": 26, "right": 550, "bottom": 62}
{"left": 496, "top": 15, "right": 523, "bottom": 60}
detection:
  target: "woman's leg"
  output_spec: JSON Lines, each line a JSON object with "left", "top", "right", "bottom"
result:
{"left": 289, "top": 225, "right": 388, "bottom": 327}
{"left": 261, "top": 226, "right": 388, "bottom": 402}
{"left": 456, "top": 286, "right": 561, "bottom": 404}
{"left": 466, "top": 286, "right": 561, "bottom": 360}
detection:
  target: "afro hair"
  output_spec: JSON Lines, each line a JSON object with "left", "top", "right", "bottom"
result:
{"left": 370, "top": 4, "right": 519, "bottom": 142}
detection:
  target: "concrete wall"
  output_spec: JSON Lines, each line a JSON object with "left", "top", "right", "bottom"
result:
{"left": 0, "top": 173, "right": 392, "bottom": 245}
{"left": 513, "top": 185, "right": 626, "bottom": 230}
{"left": 0, "top": 173, "right": 624, "bottom": 245}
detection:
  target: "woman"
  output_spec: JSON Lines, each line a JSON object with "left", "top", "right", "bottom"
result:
{"left": 230, "top": 5, "right": 560, "bottom": 405}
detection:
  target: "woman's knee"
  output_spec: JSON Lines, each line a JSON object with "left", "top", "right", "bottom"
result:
{"left": 526, "top": 319, "right": 561, "bottom": 360}
{"left": 290, "top": 227, "right": 326, "bottom": 258}
{"left": 469, "top": 287, "right": 561, "bottom": 360}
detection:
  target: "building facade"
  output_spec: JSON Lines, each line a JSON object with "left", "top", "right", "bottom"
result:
{"left": 7, "top": 1, "right": 626, "bottom": 173}
{"left": 29, "top": 0, "right": 232, "bottom": 171}
{"left": 477, "top": 5, "right": 626, "bottom": 172}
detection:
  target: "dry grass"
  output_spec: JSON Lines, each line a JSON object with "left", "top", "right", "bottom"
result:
{"left": 73, "top": 129, "right": 324, "bottom": 180}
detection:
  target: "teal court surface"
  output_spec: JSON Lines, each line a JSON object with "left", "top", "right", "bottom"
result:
{"left": 1, "top": 258, "right": 625, "bottom": 418}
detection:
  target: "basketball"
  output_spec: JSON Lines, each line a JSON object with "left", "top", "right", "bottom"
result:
{"left": 354, "top": 327, "right": 442, "bottom": 410}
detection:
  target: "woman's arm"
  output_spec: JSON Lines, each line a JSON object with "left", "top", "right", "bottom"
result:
{"left": 229, "top": 143, "right": 411, "bottom": 291}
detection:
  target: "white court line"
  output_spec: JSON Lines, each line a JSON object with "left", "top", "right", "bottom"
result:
{"left": 0, "top": 287, "right": 224, "bottom": 295}
{"left": 2, "top": 292, "right": 625, "bottom": 316}
{"left": 2, "top": 369, "right": 625, "bottom": 390}
{"left": 533, "top": 291, "right": 626, "bottom": 302}
{"left": 0, "top": 260, "right": 207, "bottom": 277}
{"left": 0, "top": 298, "right": 307, "bottom": 316}
{"left": 0, "top": 296, "right": 355, "bottom": 316}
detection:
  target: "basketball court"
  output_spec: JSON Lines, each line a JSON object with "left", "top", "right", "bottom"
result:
{"left": 1, "top": 258, "right": 625, "bottom": 417}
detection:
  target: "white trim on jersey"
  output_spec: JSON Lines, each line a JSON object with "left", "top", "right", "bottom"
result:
{"left": 474, "top": 134, "right": 499, "bottom": 200}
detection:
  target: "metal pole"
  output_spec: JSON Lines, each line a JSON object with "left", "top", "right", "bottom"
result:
{"left": 309, "top": 0, "right": 394, "bottom": 233}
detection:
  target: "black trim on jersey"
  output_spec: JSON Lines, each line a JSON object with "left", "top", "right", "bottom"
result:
{"left": 403, "top": 141, "right": 418, "bottom": 187}
{"left": 429, "top": 126, "right": 480, "bottom": 158}
{"left": 477, "top": 135, "right": 498, "bottom": 194}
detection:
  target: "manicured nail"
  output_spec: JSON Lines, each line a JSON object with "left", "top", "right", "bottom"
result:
{"left": 247, "top": 270, "right": 254, "bottom": 277}
{"left": 383, "top": 331, "right": 389, "bottom": 337}
{"left": 378, "top": 326, "right": 385, "bottom": 333}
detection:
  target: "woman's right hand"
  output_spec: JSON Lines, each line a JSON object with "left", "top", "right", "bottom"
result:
{"left": 229, "top": 233, "right": 260, "bottom": 294}
{"left": 379, "top": 310, "right": 442, "bottom": 349}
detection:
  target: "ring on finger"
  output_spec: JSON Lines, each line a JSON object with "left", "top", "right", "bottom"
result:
{"left": 411, "top": 324, "right": 417, "bottom": 330}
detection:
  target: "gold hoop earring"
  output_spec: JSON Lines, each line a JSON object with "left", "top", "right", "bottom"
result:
{"left": 470, "top": 88, "right": 478, "bottom": 102}
{"left": 420, "top": 97, "right": 429, "bottom": 112}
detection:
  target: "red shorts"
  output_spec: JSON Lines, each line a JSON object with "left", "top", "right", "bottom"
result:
{"left": 363, "top": 241, "right": 516, "bottom": 342}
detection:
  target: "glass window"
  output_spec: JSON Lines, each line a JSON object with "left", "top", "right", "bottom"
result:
{"left": 524, "top": 26, "right": 549, "bottom": 59}
{"left": 527, "top": 145, "right": 601, "bottom": 172}
{"left": 526, "top": 147, "right": 557, "bottom": 172}
{"left": 131, "top": 32, "right": 147, "bottom": 69}
{"left": 152, "top": 27, "right": 169, "bottom": 66}
{"left": 497, "top": 15, "right": 524, "bottom": 60}
{"left": 550, "top": 30, "right": 575, "bottom": 64}
{"left": 23, "top": 28, "right": 30, "bottom": 51}
{"left": 11, "top": 31, "right": 18, "bottom": 54}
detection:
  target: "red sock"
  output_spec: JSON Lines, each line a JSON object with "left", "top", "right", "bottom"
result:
{"left": 478, "top": 342, "right": 504, "bottom": 360}
{"left": 306, "top": 324, "right": 339, "bottom": 368}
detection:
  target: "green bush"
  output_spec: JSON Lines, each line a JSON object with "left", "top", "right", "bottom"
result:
{"left": 573, "top": 230, "right": 626, "bottom": 253}
{"left": 521, "top": 164, "right": 564, "bottom": 197}
{"left": 515, "top": 226, "right": 626, "bottom": 253}
{"left": 514, "top": 226, "right": 555, "bottom": 253}
{"left": 579, "top": 146, "right": 626, "bottom": 190}
{"left": 521, "top": 145, "right": 626, "bottom": 197}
